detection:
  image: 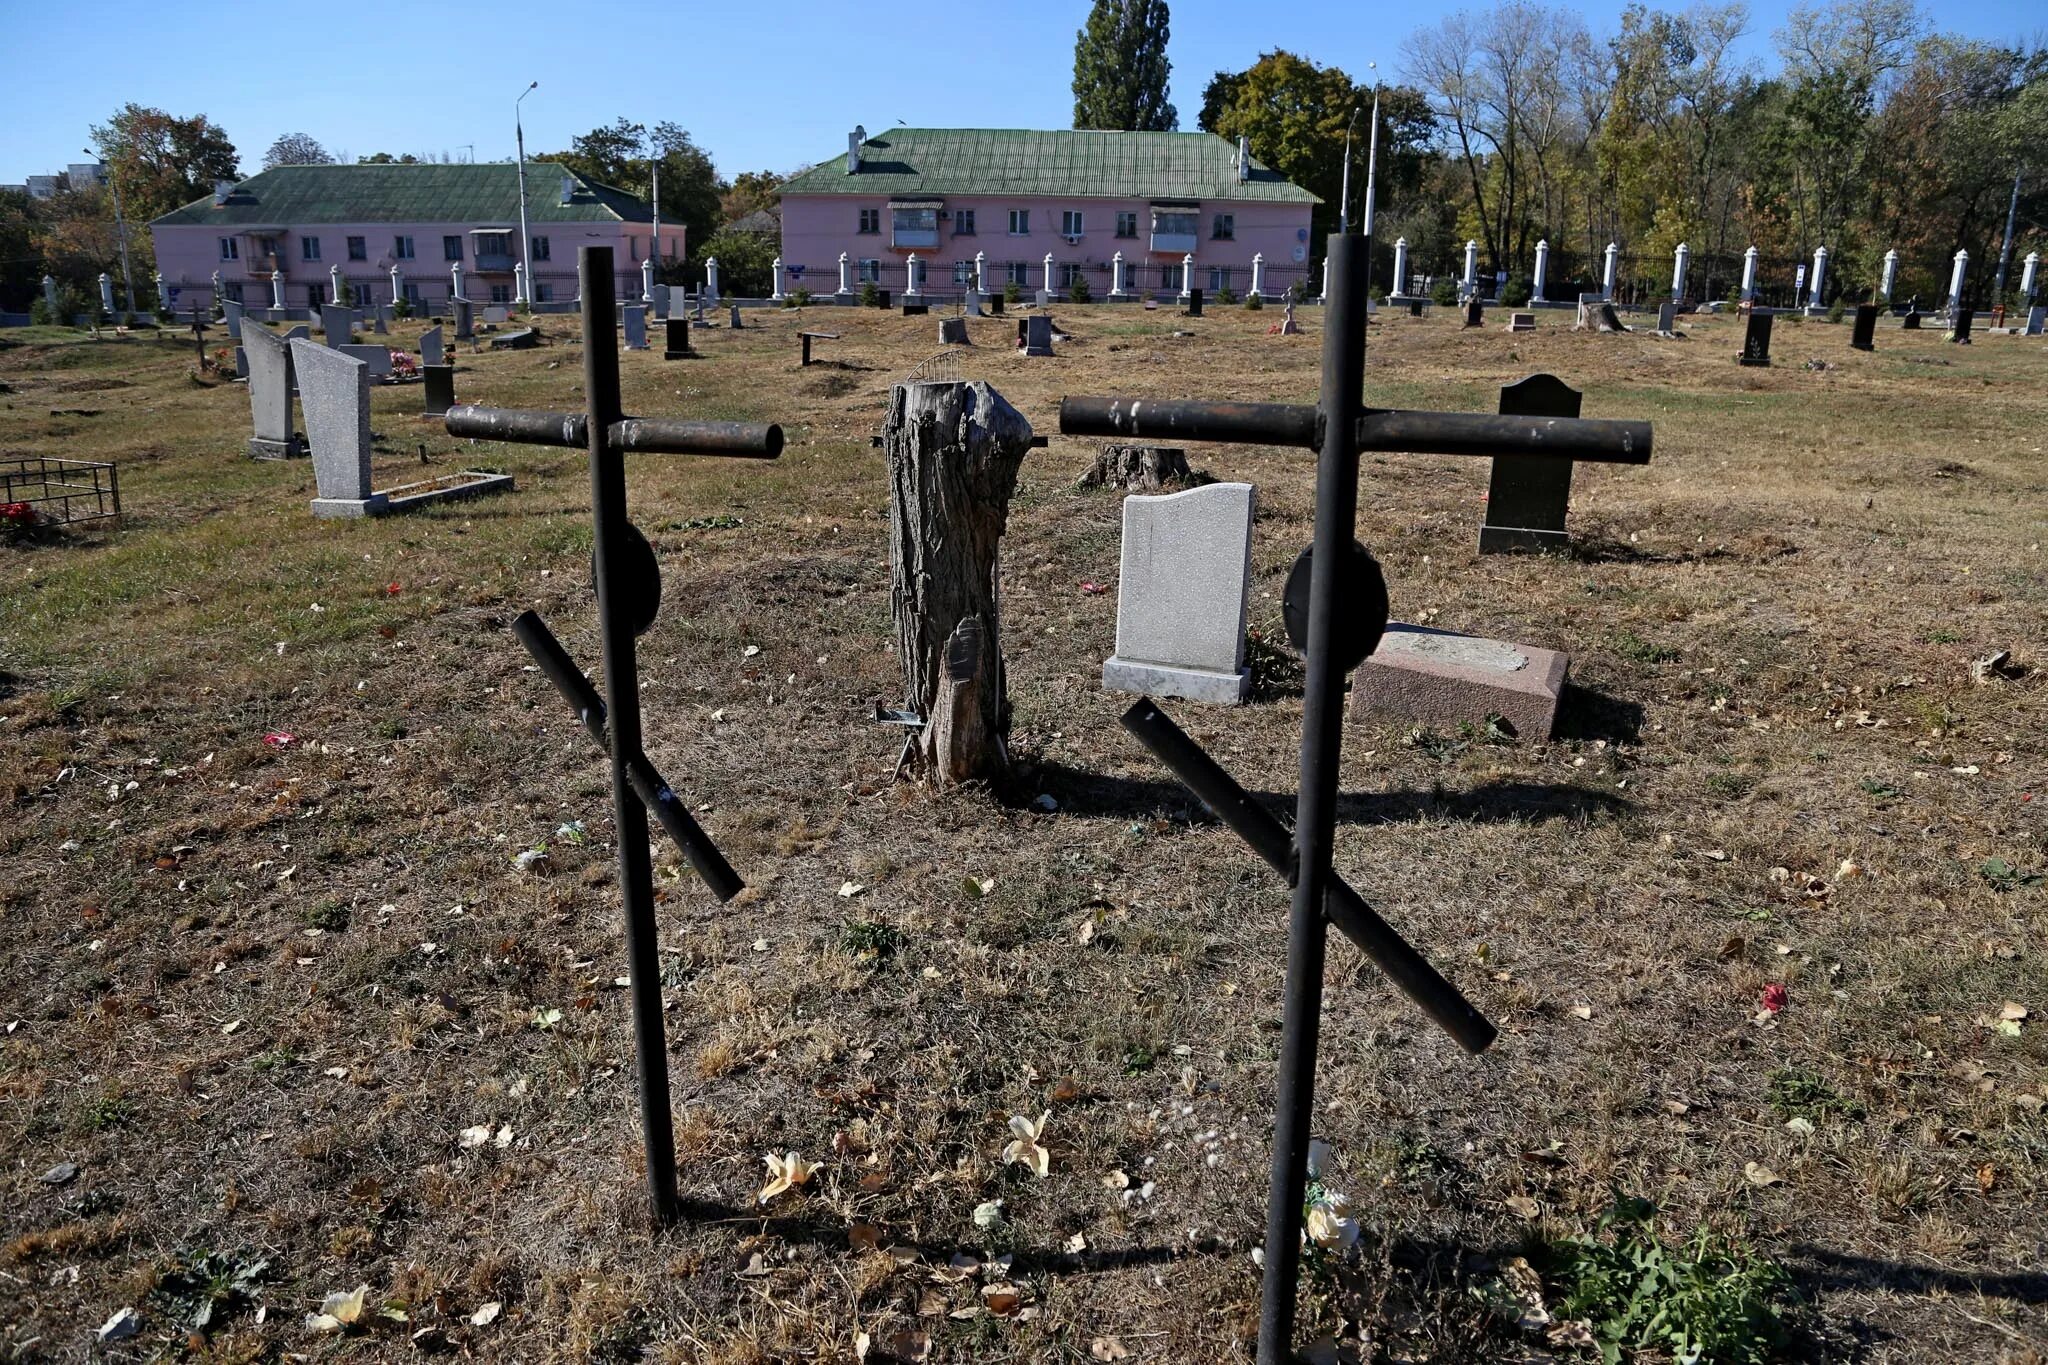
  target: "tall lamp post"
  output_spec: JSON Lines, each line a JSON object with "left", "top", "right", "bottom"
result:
{"left": 1361, "top": 66, "right": 1382, "bottom": 241}
{"left": 1338, "top": 106, "right": 1362, "bottom": 236}
{"left": 515, "top": 81, "right": 538, "bottom": 307}
{"left": 87, "top": 144, "right": 136, "bottom": 320}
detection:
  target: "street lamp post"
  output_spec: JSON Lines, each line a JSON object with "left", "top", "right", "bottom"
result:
{"left": 1338, "top": 106, "right": 1361, "bottom": 236}
{"left": 87, "top": 144, "right": 136, "bottom": 321}
{"left": 1361, "top": 69, "right": 1382, "bottom": 241}
{"left": 515, "top": 82, "right": 538, "bottom": 308}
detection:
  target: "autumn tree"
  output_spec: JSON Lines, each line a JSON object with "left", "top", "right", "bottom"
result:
{"left": 263, "top": 132, "right": 335, "bottom": 168}
{"left": 1072, "top": 0, "right": 1178, "bottom": 131}
{"left": 722, "top": 170, "right": 785, "bottom": 225}
{"left": 89, "top": 104, "right": 241, "bottom": 222}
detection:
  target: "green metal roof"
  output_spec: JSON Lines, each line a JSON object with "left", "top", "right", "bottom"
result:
{"left": 779, "top": 128, "right": 1318, "bottom": 204}
{"left": 150, "top": 162, "right": 653, "bottom": 227}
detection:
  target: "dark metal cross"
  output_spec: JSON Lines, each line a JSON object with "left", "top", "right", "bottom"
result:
{"left": 444, "top": 245, "right": 783, "bottom": 1224}
{"left": 1061, "top": 234, "right": 1653, "bottom": 1365}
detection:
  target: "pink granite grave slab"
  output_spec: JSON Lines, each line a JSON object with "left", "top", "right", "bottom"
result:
{"left": 1351, "top": 623, "right": 1568, "bottom": 740}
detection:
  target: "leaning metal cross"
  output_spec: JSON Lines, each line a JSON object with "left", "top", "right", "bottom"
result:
{"left": 1061, "top": 235, "right": 1653, "bottom": 1365}
{"left": 443, "top": 245, "right": 783, "bottom": 1224}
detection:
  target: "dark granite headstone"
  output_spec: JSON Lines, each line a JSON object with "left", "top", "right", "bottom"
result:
{"left": 422, "top": 363, "right": 455, "bottom": 416}
{"left": 875, "top": 289, "right": 891, "bottom": 309}
{"left": 1479, "top": 374, "right": 1580, "bottom": 555}
{"left": 902, "top": 303, "right": 929, "bottom": 316}
{"left": 663, "top": 317, "right": 693, "bottom": 359}
{"left": 1409, "top": 299, "right": 1425, "bottom": 317}
{"left": 1950, "top": 309, "right": 1972, "bottom": 345}
{"left": 1187, "top": 288, "right": 1203, "bottom": 318}
{"left": 1850, "top": 304, "right": 1878, "bottom": 352}
{"left": 1901, "top": 310, "right": 1921, "bottom": 330}
{"left": 939, "top": 317, "right": 969, "bottom": 345}
{"left": 1738, "top": 310, "right": 1773, "bottom": 367}
{"left": 1464, "top": 297, "right": 1484, "bottom": 328}
{"left": 988, "top": 294, "right": 1004, "bottom": 315}
{"left": 1024, "top": 314, "right": 1054, "bottom": 357}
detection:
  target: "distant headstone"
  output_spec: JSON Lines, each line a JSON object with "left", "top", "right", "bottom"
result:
{"left": 420, "top": 325, "right": 445, "bottom": 368}
{"left": 1464, "top": 297, "right": 1483, "bottom": 328}
{"left": 1850, "top": 304, "right": 1878, "bottom": 351}
{"left": 1655, "top": 301, "right": 1678, "bottom": 334}
{"left": 223, "top": 300, "right": 244, "bottom": 340}
{"left": 320, "top": 303, "right": 354, "bottom": 347}
{"left": 1023, "top": 314, "right": 1054, "bottom": 357}
{"left": 987, "top": 294, "right": 1004, "bottom": 316}
{"left": 902, "top": 302, "right": 930, "bottom": 316}
{"left": 1186, "top": 288, "right": 1203, "bottom": 318}
{"left": 488, "top": 328, "right": 538, "bottom": 350}
{"left": 233, "top": 346, "right": 249, "bottom": 379}
{"left": 338, "top": 343, "right": 394, "bottom": 379}
{"left": 1277, "top": 297, "right": 1302, "bottom": 335}
{"left": 1036, "top": 289, "right": 1051, "bottom": 308}
{"left": 939, "top": 317, "right": 970, "bottom": 345}
{"left": 874, "top": 289, "right": 891, "bottom": 310}
{"left": 453, "top": 297, "right": 474, "bottom": 341}
{"left": 663, "top": 317, "right": 693, "bottom": 359}
{"left": 1479, "top": 373, "right": 1579, "bottom": 555}
{"left": 1504, "top": 312, "right": 1536, "bottom": 333}
{"left": 1738, "top": 310, "right": 1773, "bottom": 366}
{"left": 242, "top": 324, "right": 303, "bottom": 459}
{"left": 1102, "top": 481, "right": 1255, "bottom": 705}
{"left": 1408, "top": 299, "right": 1424, "bottom": 317}
{"left": 966, "top": 292, "right": 983, "bottom": 317}
{"left": 483, "top": 305, "right": 510, "bottom": 325}
{"left": 1575, "top": 299, "right": 1627, "bottom": 332}
{"left": 373, "top": 305, "right": 391, "bottom": 335}
{"left": 623, "top": 304, "right": 648, "bottom": 350}
{"left": 1901, "top": 309, "right": 1920, "bottom": 330}
{"left": 652, "top": 283, "right": 670, "bottom": 319}
{"left": 1950, "top": 308, "right": 1973, "bottom": 345}
{"left": 730, "top": 304, "right": 743, "bottom": 328}
{"left": 1352, "top": 625, "right": 1569, "bottom": 741}
{"left": 290, "top": 338, "right": 379, "bottom": 516}
{"left": 422, "top": 363, "right": 455, "bottom": 417}
{"left": 2026, "top": 305, "right": 2046, "bottom": 336}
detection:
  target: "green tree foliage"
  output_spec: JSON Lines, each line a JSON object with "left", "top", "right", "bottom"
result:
{"left": 540, "top": 119, "right": 726, "bottom": 265}
{"left": 0, "top": 188, "right": 38, "bottom": 310}
{"left": 90, "top": 104, "right": 241, "bottom": 222}
{"left": 357, "top": 152, "right": 423, "bottom": 165}
{"left": 722, "top": 170, "right": 786, "bottom": 226}
{"left": 263, "top": 133, "right": 334, "bottom": 168}
{"left": 693, "top": 226, "right": 777, "bottom": 299}
{"left": 1072, "top": 0, "right": 1177, "bottom": 131}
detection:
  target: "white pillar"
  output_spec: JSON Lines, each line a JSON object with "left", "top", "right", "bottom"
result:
{"left": 1671, "top": 243, "right": 1690, "bottom": 302}
{"left": 705, "top": 257, "right": 720, "bottom": 303}
{"left": 1601, "top": 243, "right": 1619, "bottom": 300}
{"left": 1043, "top": 252, "right": 1055, "bottom": 298}
{"left": 1880, "top": 249, "right": 1899, "bottom": 302}
{"left": 1531, "top": 239, "right": 1549, "bottom": 301}
{"left": 905, "top": 253, "right": 922, "bottom": 299}
{"left": 2023, "top": 251, "right": 2040, "bottom": 302}
{"left": 513, "top": 262, "right": 526, "bottom": 307}
{"left": 1179, "top": 252, "right": 1193, "bottom": 300}
{"left": 1391, "top": 237, "right": 1409, "bottom": 297}
{"left": 1740, "top": 246, "right": 1759, "bottom": 301}
{"left": 1250, "top": 252, "right": 1266, "bottom": 300}
{"left": 272, "top": 271, "right": 286, "bottom": 310}
{"left": 1947, "top": 249, "right": 1968, "bottom": 312}
{"left": 1461, "top": 240, "right": 1478, "bottom": 296}
{"left": 329, "top": 263, "right": 342, "bottom": 306}
{"left": 153, "top": 270, "right": 164, "bottom": 314}
{"left": 974, "top": 251, "right": 987, "bottom": 295}
{"left": 450, "top": 262, "right": 465, "bottom": 301}
{"left": 641, "top": 255, "right": 654, "bottom": 303}
{"left": 771, "top": 257, "right": 786, "bottom": 300}
{"left": 1808, "top": 245, "right": 1828, "bottom": 311}
{"left": 389, "top": 264, "right": 402, "bottom": 307}
{"left": 1110, "top": 250, "right": 1127, "bottom": 298}
{"left": 99, "top": 273, "right": 115, "bottom": 316}
{"left": 43, "top": 274, "right": 58, "bottom": 315}
{"left": 212, "top": 269, "right": 224, "bottom": 313}
{"left": 1319, "top": 255, "right": 1332, "bottom": 302}
{"left": 838, "top": 251, "right": 852, "bottom": 295}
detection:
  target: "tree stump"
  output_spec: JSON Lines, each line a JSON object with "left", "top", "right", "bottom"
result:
{"left": 1077, "top": 443, "right": 1197, "bottom": 490}
{"left": 886, "top": 381, "right": 1034, "bottom": 787}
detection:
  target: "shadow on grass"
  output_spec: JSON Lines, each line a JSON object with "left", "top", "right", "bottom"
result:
{"left": 1553, "top": 682, "right": 1645, "bottom": 745}
{"left": 1786, "top": 1242, "right": 2048, "bottom": 1307}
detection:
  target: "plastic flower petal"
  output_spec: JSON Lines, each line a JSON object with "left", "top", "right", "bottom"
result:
{"left": 758, "top": 1151, "right": 817, "bottom": 1204}
{"left": 1002, "top": 1112, "right": 1052, "bottom": 1178}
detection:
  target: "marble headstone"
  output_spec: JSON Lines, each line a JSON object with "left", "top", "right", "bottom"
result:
{"left": 623, "top": 303, "right": 648, "bottom": 350}
{"left": 1102, "top": 482, "right": 1255, "bottom": 705}
{"left": 453, "top": 297, "right": 474, "bottom": 341}
{"left": 320, "top": 303, "right": 354, "bottom": 348}
{"left": 290, "top": 338, "right": 379, "bottom": 517}
{"left": 338, "top": 343, "right": 394, "bottom": 378}
{"left": 420, "top": 325, "right": 445, "bottom": 368}
{"left": 242, "top": 324, "right": 301, "bottom": 458}
{"left": 223, "top": 300, "right": 244, "bottom": 340}
{"left": 483, "top": 304, "right": 510, "bottom": 325}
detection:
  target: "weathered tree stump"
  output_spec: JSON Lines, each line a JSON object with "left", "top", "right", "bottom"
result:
{"left": 886, "top": 380, "right": 1034, "bottom": 787}
{"left": 1574, "top": 300, "right": 1628, "bottom": 333}
{"left": 1077, "top": 443, "right": 1197, "bottom": 490}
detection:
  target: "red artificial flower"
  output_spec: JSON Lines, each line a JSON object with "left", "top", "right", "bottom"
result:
{"left": 1079, "top": 581, "right": 1107, "bottom": 595}
{"left": 263, "top": 732, "right": 296, "bottom": 749}
{"left": 386, "top": 582, "right": 402, "bottom": 596}
{"left": 1761, "top": 983, "right": 1789, "bottom": 1014}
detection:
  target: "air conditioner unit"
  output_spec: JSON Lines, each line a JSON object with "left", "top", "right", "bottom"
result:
{"left": 1062, "top": 233, "right": 1083, "bottom": 245}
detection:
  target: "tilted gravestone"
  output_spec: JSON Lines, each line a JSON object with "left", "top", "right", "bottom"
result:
{"left": 1102, "top": 482, "right": 1256, "bottom": 705}
{"left": 1353, "top": 626, "right": 1570, "bottom": 741}
{"left": 223, "top": 299, "right": 244, "bottom": 341}
{"left": 730, "top": 304, "right": 744, "bottom": 329}
{"left": 2027, "top": 306, "right": 2046, "bottom": 337}
{"left": 1851, "top": 304, "right": 1878, "bottom": 351}
{"left": 489, "top": 328, "right": 538, "bottom": 350}
{"left": 419, "top": 325, "right": 445, "bottom": 368}
{"left": 1023, "top": 314, "right": 1054, "bottom": 357}
{"left": 291, "top": 339, "right": 378, "bottom": 516}
{"left": 1950, "top": 309, "right": 1973, "bottom": 345}
{"left": 1464, "top": 297, "right": 1484, "bottom": 328}
{"left": 320, "top": 303, "right": 354, "bottom": 348}
{"left": 242, "top": 324, "right": 303, "bottom": 459}
{"left": 233, "top": 347, "right": 249, "bottom": 379}
{"left": 623, "top": 303, "right": 648, "bottom": 351}
{"left": 1479, "top": 373, "right": 1580, "bottom": 555}
{"left": 1738, "top": 310, "right": 1773, "bottom": 366}
{"left": 422, "top": 364, "right": 455, "bottom": 417}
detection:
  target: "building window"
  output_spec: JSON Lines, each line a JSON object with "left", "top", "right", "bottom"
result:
{"left": 256, "top": 235, "right": 279, "bottom": 261}
{"left": 1160, "top": 263, "right": 1185, "bottom": 292}
{"left": 1008, "top": 209, "right": 1030, "bottom": 235}
{"left": 307, "top": 284, "right": 325, "bottom": 306}
{"left": 858, "top": 258, "right": 881, "bottom": 282}
{"left": 300, "top": 235, "right": 321, "bottom": 261}
{"left": 490, "top": 283, "right": 511, "bottom": 303}
{"left": 954, "top": 209, "right": 975, "bottom": 236}
{"left": 224, "top": 282, "right": 244, "bottom": 302}
{"left": 403, "top": 282, "right": 422, "bottom": 305}
{"left": 953, "top": 261, "right": 973, "bottom": 285}
{"left": 1059, "top": 263, "right": 1085, "bottom": 288}
{"left": 536, "top": 282, "right": 554, "bottom": 303}
{"left": 443, "top": 235, "right": 463, "bottom": 261}
{"left": 892, "top": 206, "right": 938, "bottom": 249}
{"left": 1061, "top": 210, "right": 1084, "bottom": 239}
{"left": 1208, "top": 266, "right": 1233, "bottom": 292}
{"left": 858, "top": 208, "right": 880, "bottom": 234}
{"left": 1115, "top": 212, "right": 1138, "bottom": 238}
{"left": 1006, "top": 261, "right": 1029, "bottom": 286}
{"left": 346, "top": 235, "right": 366, "bottom": 261}
{"left": 530, "top": 235, "right": 550, "bottom": 261}
{"left": 1212, "top": 214, "right": 1235, "bottom": 241}
{"left": 218, "top": 236, "right": 239, "bottom": 261}
{"left": 393, "top": 235, "right": 415, "bottom": 260}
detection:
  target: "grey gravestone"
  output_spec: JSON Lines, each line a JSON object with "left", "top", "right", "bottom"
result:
{"left": 730, "top": 304, "right": 743, "bottom": 328}
{"left": 422, "top": 364, "right": 455, "bottom": 416}
{"left": 939, "top": 317, "right": 969, "bottom": 345}
{"left": 1102, "top": 481, "right": 1255, "bottom": 705}
{"left": 453, "top": 297, "right": 474, "bottom": 341}
{"left": 652, "top": 283, "right": 670, "bottom": 319}
{"left": 663, "top": 317, "right": 693, "bottom": 359}
{"left": 623, "top": 303, "right": 648, "bottom": 350}
{"left": 420, "top": 325, "right": 445, "bottom": 368}
{"left": 1504, "top": 312, "right": 1536, "bottom": 333}
{"left": 223, "top": 300, "right": 244, "bottom": 340}
{"left": 1479, "top": 374, "right": 1579, "bottom": 555}
{"left": 320, "top": 303, "right": 354, "bottom": 347}
{"left": 1738, "top": 311, "right": 1773, "bottom": 366}
{"left": 1950, "top": 309, "right": 1973, "bottom": 345}
{"left": 242, "top": 324, "right": 302, "bottom": 458}
{"left": 373, "top": 305, "right": 390, "bottom": 335}
{"left": 966, "top": 292, "right": 983, "bottom": 317}
{"left": 1035, "top": 289, "right": 1051, "bottom": 308}
{"left": 339, "top": 343, "right": 393, "bottom": 379}
{"left": 1023, "top": 314, "right": 1054, "bottom": 357}
{"left": 233, "top": 346, "right": 249, "bottom": 379}
{"left": 2027, "top": 305, "right": 2046, "bottom": 336}
{"left": 483, "top": 305, "right": 510, "bottom": 325}
{"left": 1851, "top": 304, "right": 1878, "bottom": 351}
{"left": 488, "top": 328, "right": 537, "bottom": 350}
{"left": 289, "top": 338, "right": 378, "bottom": 517}
{"left": 1655, "top": 301, "right": 1678, "bottom": 334}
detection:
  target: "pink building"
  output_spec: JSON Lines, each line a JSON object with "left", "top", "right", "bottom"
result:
{"left": 149, "top": 162, "right": 683, "bottom": 315}
{"left": 778, "top": 128, "right": 1318, "bottom": 302}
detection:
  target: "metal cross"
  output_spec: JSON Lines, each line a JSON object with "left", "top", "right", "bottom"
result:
{"left": 444, "top": 246, "right": 783, "bottom": 1224}
{"left": 1061, "top": 234, "right": 1653, "bottom": 1365}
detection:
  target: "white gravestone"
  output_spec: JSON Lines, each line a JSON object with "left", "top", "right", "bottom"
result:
{"left": 1102, "top": 482, "right": 1255, "bottom": 705}
{"left": 241, "top": 324, "right": 302, "bottom": 458}
{"left": 419, "top": 325, "right": 445, "bottom": 368}
{"left": 291, "top": 339, "right": 380, "bottom": 517}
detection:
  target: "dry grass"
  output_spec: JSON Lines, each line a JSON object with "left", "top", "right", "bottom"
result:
{"left": 1, "top": 302, "right": 2044, "bottom": 1362}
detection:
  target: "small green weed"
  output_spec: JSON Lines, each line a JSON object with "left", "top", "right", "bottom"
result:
{"left": 1924, "top": 628, "right": 1961, "bottom": 644}
{"left": 1405, "top": 726, "right": 1466, "bottom": 762}
{"left": 302, "top": 900, "right": 351, "bottom": 932}
{"left": 80, "top": 1090, "right": 134, "bottom": 1132}
{"left": 841, "top": 920, "right": 903, "bottom": 957}
{"left": 1980, "top": 857, "right": 2043, "bottom": 891}
{"left": 1765, "top": 1066, "right": 1864, "bottom": 1121}
{"left": 1858, "top": 778, "right": 1902, "bottom": 799}
{"left": 1553, "top": 1198, "right": 1797, "bottom": 1365}
{"left": 1705, "top": 772, "right": 1753, "bottom": 800}
{"left": 153, "top": 1248, "right": 272, "bottom": 1332}
{"left": 1612, "top": 631, "right": 1679, "bottom": 664}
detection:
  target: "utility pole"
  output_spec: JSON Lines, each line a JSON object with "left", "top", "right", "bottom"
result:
{"left": 1993, "top": 165, "right": 2022, "bottom": 304}
{"left": 651, "top": 160, "right": 661, "bottom": 282}
{"left": 1339, "top": 106, "right": 1361, "bottom": 236}
{"left": 86, "top": 143, "right": 135, "bottom": 320}
{"left": 1362, "top": 67, "right": 1382, "bottom": 240}
{"left": 515, "top": 82, "right": 538, "bottom": 307}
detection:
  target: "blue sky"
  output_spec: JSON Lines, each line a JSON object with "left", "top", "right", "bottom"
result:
{"left": 2, "top": 0, "right": 2041, "bottom": 186}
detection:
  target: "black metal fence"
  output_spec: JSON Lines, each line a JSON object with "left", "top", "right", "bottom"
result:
{"left": 0, "top": 456, "right": 122, "bottom": 529}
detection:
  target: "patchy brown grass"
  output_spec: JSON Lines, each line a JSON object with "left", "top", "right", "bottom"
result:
{"left": 1, "top": 305, "right": 2044, "bottom": 1362}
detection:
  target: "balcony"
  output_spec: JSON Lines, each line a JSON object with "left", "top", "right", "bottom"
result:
{"left": 1148, "top": 232, "right": 1198, "bottom": 255}
{"left": 891, "top": 228, "right": 939, "bottom": 250}
{"left": 472, "top": 252, "right": 516, "bottom": 272}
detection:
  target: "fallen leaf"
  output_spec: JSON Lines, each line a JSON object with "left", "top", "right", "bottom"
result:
{"left": 469, "top": 1301, "right": 502, "bottom": 1327}
{"left": 457, "top": 1125, "right": 493, "bottom": 1149}
{"left": 305, "top": 1284, "right": 369, "bottom": 1334}
{"left": 1063, "top": 1232, "right": 1088, "bottom": 1254}
{"left": 838, "top": 881, "right": 865, "bottom": 898}
{"left": 1743, "top": 1161, "right": 1783, "bottom": 1187}
{"left": 980, "top": 1283, "right": 1024, "bottom": 1316}
{"left": 1090, "top": 1337, "right": 1131, "bottom": 1361}
{"left": 1999, "top": 1002, "right": 2029, "bottom": 1022}
{"left": 1102, "top": 1169, "right": 1130, "bottom": 1190}
{"left": 972, "top": 1200, "right": 1005, "bottom": 1229}
{"left": 1050, "top": 1076, "right": 1082, "bottom": 1104}
{"left": 1977, "top": 1163, "right": 1997, "bottom": 1194}
{"left": 1570, "top": 1002, "right": 1593, "bottom": 1020}
{"left": 1761, "top": 983, "right": 1789, "bottom": 1014}
{"left": 1505, "top": 1195, "right": 1541, "bottom": 1219}
{"left": 849, "top": 1222, "right": 883, "bottom": 1251}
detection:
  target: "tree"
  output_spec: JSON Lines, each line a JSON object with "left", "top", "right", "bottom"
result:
{"left": 358, "top": 152, "right": 423, "bottom": 165}
{"left": 692, "top": 225, "right": 777, "bottom": 298}
{"left": 1072, "top": 0, "right": 1177, "bottom": 131}
{"left": 0, "top": 187, "right": 38, "bottom": 311}
{"left": 263, "top": 132, "right": 334, "bottom": 168}
{"left": 539, "top": 118, "right": 726, "bottom": 264}
{"left": 722, "top": 170, "right": 785, "bottom": 225}
{"left": 89, "top": 104, "right": 240, "bottom": 222}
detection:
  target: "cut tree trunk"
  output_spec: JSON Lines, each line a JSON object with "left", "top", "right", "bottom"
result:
{"left": 1076, "top": 443, "right": 1197, "bottom": 490}
{"left": 886, "top": 380, "right": 1034, "bottom": 787}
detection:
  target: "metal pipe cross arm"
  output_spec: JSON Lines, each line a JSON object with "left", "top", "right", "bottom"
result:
{"left": 1356, "top": 408, "right": 1651, "bottom": 464}
{"left": 445, "top": 404, "right": 784, "bottom": 459}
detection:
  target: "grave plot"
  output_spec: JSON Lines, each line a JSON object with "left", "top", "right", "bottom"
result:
{"left": 0, "top": 455, "right": 122, "bottom": 534}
